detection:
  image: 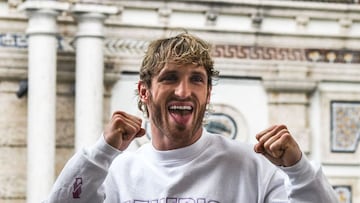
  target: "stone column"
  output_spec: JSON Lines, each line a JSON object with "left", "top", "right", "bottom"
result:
{"left": 71, "top": 4, "right": 118, "bottom": 151}
{"left": 18, "top": 1, "right": 69, "bottom": 203}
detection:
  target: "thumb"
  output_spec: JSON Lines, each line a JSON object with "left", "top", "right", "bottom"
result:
{"left": 135, "top": 128, "right": 146, "bottom": 137}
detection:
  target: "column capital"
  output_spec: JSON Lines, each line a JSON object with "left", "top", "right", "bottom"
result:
{"left": 18, "top": 1, "right": 70, "bottom": 36}
{"left": 71, "top": 4, "right": 118, "bottom": 38}
{"left": 71, "top": 3, "right": 119, "bottom": 16}
{"left": 18, "top": 0, "right": 70, "bottom": 13}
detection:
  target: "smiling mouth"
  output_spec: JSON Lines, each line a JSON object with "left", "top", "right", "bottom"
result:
{"left": 168, "top": 105, "right": 193, "bottom": 115}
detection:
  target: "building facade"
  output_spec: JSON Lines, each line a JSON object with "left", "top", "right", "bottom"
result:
{"left": 0, "top": 0, "right": 359, "bottom": 202}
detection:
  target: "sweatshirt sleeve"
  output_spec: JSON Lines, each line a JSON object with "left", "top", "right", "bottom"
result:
{"left": 279, "top": 154, "right": 338, "bottom": 203}
{"left": 43, "top": 135, "right": 121, "bottom": 203}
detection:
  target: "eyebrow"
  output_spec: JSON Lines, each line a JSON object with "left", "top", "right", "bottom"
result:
{"left": 159, "top": 63, "right": 207, "bottom": 75}
{"left": 190, "top": 69, "right": 207, "bottom": 77}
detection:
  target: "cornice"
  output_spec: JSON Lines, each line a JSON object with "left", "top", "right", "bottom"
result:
{"left": 114, "top": 0, "right": 360, "bottom": 13}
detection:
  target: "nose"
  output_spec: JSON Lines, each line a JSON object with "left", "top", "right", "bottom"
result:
{"left": 174, "top": 80, "right": 191, "bottom": 98}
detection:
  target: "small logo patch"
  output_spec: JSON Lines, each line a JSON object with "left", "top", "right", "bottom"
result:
{"left": 72, "top": 177, "right": 83, "bottom": 198}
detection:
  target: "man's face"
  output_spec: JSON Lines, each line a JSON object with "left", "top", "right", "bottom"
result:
{"left": 139, "top": 63, "right": 211, "bottom": 148}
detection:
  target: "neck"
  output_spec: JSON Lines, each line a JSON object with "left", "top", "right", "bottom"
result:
{"left": 150, "top": 125, "right": 203, "bottom": 151}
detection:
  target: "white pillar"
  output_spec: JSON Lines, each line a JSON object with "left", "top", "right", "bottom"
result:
{"left": 72, "top": 4, "right": 118, "bottom": 151}
{"left": 18, "top": 1, "right": 69, "bottom": 203}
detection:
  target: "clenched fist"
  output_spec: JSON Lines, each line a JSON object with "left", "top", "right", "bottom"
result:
{"left": 254, "top": 125, "right": 302, "bottom": 167}
{"left": 103, "top": 111, "right": 146, "bottom": 151}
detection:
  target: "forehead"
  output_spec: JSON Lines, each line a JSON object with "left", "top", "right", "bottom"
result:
{"left": 158, "top": 63, "right": 207, "bottom": 74}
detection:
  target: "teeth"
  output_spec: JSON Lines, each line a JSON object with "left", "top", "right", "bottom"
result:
{"left": 169, "top": 105, "right": 192, "bottom": 110}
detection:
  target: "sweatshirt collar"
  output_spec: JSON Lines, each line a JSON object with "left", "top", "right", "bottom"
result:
{"left": 143, "top": 129, "right": 210, "bottom": 166}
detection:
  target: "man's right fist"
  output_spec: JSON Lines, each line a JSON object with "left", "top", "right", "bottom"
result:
{"left": 103, "top": 111, "right": 146, "bottom": 151}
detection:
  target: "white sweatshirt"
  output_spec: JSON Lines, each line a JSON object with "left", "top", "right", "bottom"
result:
{"left": 45, "top": 130, "right": 338, "bottom": 203}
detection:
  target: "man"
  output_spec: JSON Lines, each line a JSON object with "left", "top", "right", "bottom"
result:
{"left": 45, "top": 32, "right": 337, "bottom": 202}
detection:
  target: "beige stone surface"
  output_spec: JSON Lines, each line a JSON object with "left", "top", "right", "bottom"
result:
{"left": 0, "top": 147, "right": 26, "bottom": 198}
{"left": 0, "top": 92, "right": 27, "bottom": 123}
{"left": 55, "top": 147, "right": 74, "bottom": 177}
{"left": 56, "top": 93, "right": 75, "bottom": 147}
{"left": 1, "top": 199, "right": 25, "bottom": 203}
{"left": 56, "top": 94, "right": 75, "bottom": 121}
{"left": 0, "top": 120, "right": 27, "bottom": 146}
{"left": 267, "top": 92, "right": 309, "bottom": 104}
{"left": 103, "top": 94, "right": 111, "bottom": 123}
{"left": 56, "top": 120, "right": 74, "bottom": 147}
{"left": 268, "top": 102, "right": 310, "bottom": 152}
{"left": 0, "top": 81, "right": 21, "bottom": 93}
{"left": 0, "top": 90, "right": 27, "bottom": 146}
{"left": 268, "top": 104, "right": 307, "bottom": 128}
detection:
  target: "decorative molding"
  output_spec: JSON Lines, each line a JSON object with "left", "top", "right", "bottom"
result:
{"left": 104, "top": 38, "right": 149, "bottom": 55}
{"left": 205, "top": 10, "right": 218, "bottom": 26}
{"left": 213, "top": 44, "right": 360, "bottom": 64}
{"left": 306, "top": 49, "right": 359, "bottom": 63}
{"left": 0, "top": 33, "right": 27, "bottom": 48}
{"left": 213, "top": 44, "right": 306, "bottom": 61}
{"left": 2, "top": 33, "right": 360, "bottom": 64}
{"left": 251, "top": 11, "right": 263, "bottom": 29}
{"left": 0, "top": 33, "right": 67, "bottom": 50}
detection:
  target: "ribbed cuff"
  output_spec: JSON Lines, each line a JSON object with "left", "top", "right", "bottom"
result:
{"left": 279, "top": 153, "right": 316, "bottom": 185}
{"left": 85, "top": 134, "right": 122, "bottom": 170}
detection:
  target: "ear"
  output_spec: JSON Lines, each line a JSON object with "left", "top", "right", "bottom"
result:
{"left": 138, "top": 81, "right": 149, "bottom": 102}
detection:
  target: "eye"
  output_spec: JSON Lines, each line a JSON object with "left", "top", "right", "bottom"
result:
{"left": 191, "top": 74, "right": 205, "bottom": 83}
{"left": 159, "top": 73, "right": 178, "bottom": 82}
